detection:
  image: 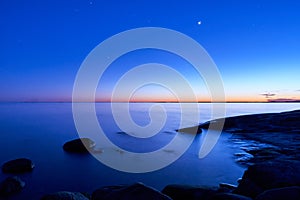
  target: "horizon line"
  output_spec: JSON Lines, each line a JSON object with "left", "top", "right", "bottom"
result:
{"left": 1, "top": 100, "right": 300, "bottom": 103}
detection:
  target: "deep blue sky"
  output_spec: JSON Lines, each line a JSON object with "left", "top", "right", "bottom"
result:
{"left": 1, "top": 0, "right": 300, "bottom": 102}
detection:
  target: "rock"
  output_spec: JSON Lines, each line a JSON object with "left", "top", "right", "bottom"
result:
{"left": 92, "top": 182, "right": 171, "bottom": 200}
{"left": 234, "top": 160, "right": 300, "bottom": 198}
{"left": 41, "top": 191, "right": 90, "bottom": 200}
{"left": 234, "top": 152, "right": 254, "bottom": 165}
{"left": 63, "top": 138, "right": 95, "bottom": 153}
{"left": 197, "top": 109, "right": 300, "bottom": 134}
{"left": 234, "top": 178, "right": 263, "bottom": 198}
{"left": 219, "top": 183, "right": 238, "bottom": 190}
{"left": 0, "top": 176, "right": 25, "bottom": 196}
{"left": 2, "top": 158, "right": 34, "bottom": 173}
{"left": 209, "top": 193, "right": 252, "bottom": 200}
{"left": 177, "top": 126, "right": 202, "bottom": 134}
{"left": 255, "top": 186, "right": 300, "bottom": 200}
{"left": 162, "top": 184, "right": 218, "bottom": 200}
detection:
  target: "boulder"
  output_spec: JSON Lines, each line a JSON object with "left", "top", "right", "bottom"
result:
{"left": 2, "top": 158, "right": 34, "bottom": 173}
{"left": 63, "top": 138, "right": 95, "bottom": 153}
{"left": 234, "top": 160, "right": 300, "bottom": 198}
{"left": 209, "top": 193, "right": 252, "bottom": 200}
{"left": 255, "top": 186, "right": 300, "bottom": 200}
{"left": 41, "top": 191, "right": 90, "bottom": 200}
{"left": 162, "top": 184, "right": 218, "bottom": 200}
{"left": 92, "top": 182, "right": 171, "bottom": 200}
{"left": 0, "top": 176, "right": 25, "bottom": 196}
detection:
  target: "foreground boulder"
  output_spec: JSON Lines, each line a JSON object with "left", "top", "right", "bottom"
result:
{"left": 255, "top": 186, "right": 300, "bottom": 200}
{"left": 92, "top": 182, "right": 171, "bottom": 200}
{"left": 162, "top": 184, "right": 218, "bottom": 200}
{"left": 41, "top": 191, "right": 90, "bottom": 200}
{"left": 2, "top": 158, "right": 34, "bottom": 173}
{"left": 63, "top": 138, "right": 95, "bottom": 153}
{"left": 234, "top": 160, "right": 300, "bottom": 198}
{"left": 0, "top": 176, "right": 25, "bottom": 197}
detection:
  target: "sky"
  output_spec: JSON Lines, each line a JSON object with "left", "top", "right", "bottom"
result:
{"left": 0, "top": 0, "right": 300, "bottom": 102}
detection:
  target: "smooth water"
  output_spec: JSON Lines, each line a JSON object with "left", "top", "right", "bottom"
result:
{"left": 0, "top": 103, "right": 299, "bottom": 199}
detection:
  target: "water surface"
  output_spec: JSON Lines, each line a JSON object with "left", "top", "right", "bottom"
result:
{"left": 0, "top": 103, "right": 299, "bottom": 199}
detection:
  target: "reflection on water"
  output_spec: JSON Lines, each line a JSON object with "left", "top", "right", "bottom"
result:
{"left": 0, "top": 103, "right": 299, "bottom": 199}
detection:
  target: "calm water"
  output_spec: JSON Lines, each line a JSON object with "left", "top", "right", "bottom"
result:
{"left": 0, "top": 103, "right": 299, "bottom": 199}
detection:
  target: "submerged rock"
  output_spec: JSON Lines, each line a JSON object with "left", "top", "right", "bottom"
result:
{"left": 162, "top": 184, "right": 218, "bottom": 200}
{"left": 2, "top": 158, "right": 34, "bottom": 173}
{"left": 0, "top": 176, "right": 25, "bottom": 197}
{"left": 63, "top": 138, "right": 95, "bottom": 153}
{"left": 41, "top": 191, "right": 90, "bottom": 200}
{"left": 92, "top": 182, "right": 171, "bottom": 200}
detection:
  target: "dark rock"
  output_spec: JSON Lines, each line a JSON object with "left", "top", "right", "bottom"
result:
{"left": 209, "top": 193, "right": 252, "bottom": 200}
{"left": 234, "top": 160, "right": 300, "bottom": 198}
{"left": 162, "top": 184, "right": 218, "bottom": 200}
{"left": 234, "top": 152, "right": 254, "bottom": 165}
{"left": 219, "top": 183, "right": 238, "bottom": 190}
{"left": 2, "top": 158, "right": 34, "bottom": 173}
{"left": 255, "top": 186, "right": 300, "bottom": 200}
{"left": 41, "top": 191, "right": 90, "bottom": 200}
{"left": 63, "top": 138, "right": 95, "bottom": 153}
{"left": 234, "top": 178, "right": 263, "bottom": 198}
{"left": 196, "top": 109, "right": 300, "bottom": 134}
{"left": 92, "top": 185, "right": 124, "bottom": 199}
{"left": 0, "top": 176, "right": 25, "bottom": 196}
{"left": 177, "top": 126, "right": 202, "bottom": 134}
{"left": 92, "top": 182, "right": 171, "bottom": 200}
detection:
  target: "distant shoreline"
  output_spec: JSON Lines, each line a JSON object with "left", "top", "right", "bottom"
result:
{"left": 1, "top": 101, "right": 300, "bottom": 103}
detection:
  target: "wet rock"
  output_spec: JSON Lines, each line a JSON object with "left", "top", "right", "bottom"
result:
{"left": 234, "top": 152, "right": 254, "bottom": 165}
{"left": 234, "top": 160, "right": 300, "bottom": 198}
{"left": 177, "top": 126, "right": 202, "bottom": 134}
{"left": 0, "top": 176, "right": 25, "bottom": 196}
{"left": 209, "top": 193, "right": 252, "bottom": 200}
{"left": 255, "top": 186, "right": 300, "bottom": 200}
{"left": 92, "top": 182, "right": 171, "bottom": 200}
{"left": 2, "top": 158, "right": 34, "bottom": 173}
{"left": 41, "top": 191, "right": 90, "bottom": 200}
{"left": 63, "top": 138, "right": 95, "bottom": 153}
{"left": 219, "top": 183, "right": 238, "bottom": 191}
{"left": 162, "top": 184, "right": 218, "bottom": 200}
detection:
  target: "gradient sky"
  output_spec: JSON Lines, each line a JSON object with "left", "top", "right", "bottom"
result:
{"left": 1, "top": 0, "right": 300, "bottom": 102}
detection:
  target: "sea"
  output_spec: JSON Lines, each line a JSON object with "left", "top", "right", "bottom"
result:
{"left": 0, "top": 103, "right": 299, "bottom": 199}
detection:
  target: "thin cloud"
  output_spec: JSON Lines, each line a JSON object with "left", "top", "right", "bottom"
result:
{"left": 260, "top": 92, "right": 276, "bottom": 99}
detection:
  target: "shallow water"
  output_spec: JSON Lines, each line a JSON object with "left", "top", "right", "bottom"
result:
{"left": 0, "top": 103, "right": 299, "bottom": 199}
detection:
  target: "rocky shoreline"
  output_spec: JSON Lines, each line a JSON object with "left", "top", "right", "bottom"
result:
{"left": 181, "top": 109, "right": 300, "bottom": 199}
{"left": 1, "top": 110, "right": 300, "bottom": 199}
